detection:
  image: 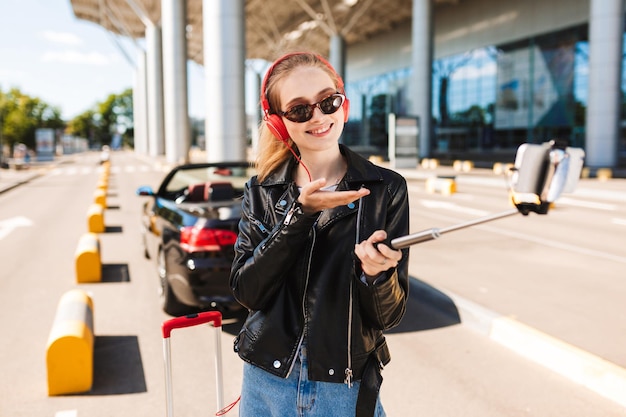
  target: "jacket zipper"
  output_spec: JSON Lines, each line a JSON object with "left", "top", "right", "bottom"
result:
{"left": 344, "top": 282, "right": 354, "bottom": 388}
{"left": 287, "top": 223, "right": 316, "bottom": 378}
{"left": 345, "top": 195, "right": 365, "bottom": 387}
{"left": 250, "top": 217, "right": 269, "bottom": 235}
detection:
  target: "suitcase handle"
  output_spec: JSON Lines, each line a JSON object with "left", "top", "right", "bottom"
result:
{"left": 162, "top": 311, "right": 223, "bottom": 338}
{"left": 162, "top": 310, "right": 225, "bottom": 415}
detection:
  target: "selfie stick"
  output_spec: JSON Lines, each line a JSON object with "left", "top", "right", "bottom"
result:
{"left": 389, "top": 208, "right": 520, "bottom": 249}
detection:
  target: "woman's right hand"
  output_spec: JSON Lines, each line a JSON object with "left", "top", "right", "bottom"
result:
{"left": 297, "top": 178, "right": 370, "bottom": 214}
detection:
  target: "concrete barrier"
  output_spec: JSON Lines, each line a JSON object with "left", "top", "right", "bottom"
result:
{"left": 75, "top": 233, "right": 102, "bottom": 283}
{"left": 97, "top": 166, "right": 109, "bottom": 190}
{"left": 96, "top": 178, "right": 108, "bottom": 191}
{"left": 87, "top": 204, "right": 105, "bottom": 233}
{"left": 582, "top": 167, "right": 613, "bottom": 180}
{"left": 462, "top": 160, "right": 474, "bottom": 172}
{"left": 368, "top": 155, "right": 384, "bottom": 164}
{"left": 46, "top": 289, "right": 94, "bottom": 396}
{"left": 493, "top": 162, "right": 514, "bottom": 175}
{"left": 425, "top": 176, "right": 456, "bottom": 195}
{"left": 596, "top": 168, "right": 613, "bottom": 181}
{"left": 420, "top": 158, "right": 439, "bottom": 169}
{"left": 93, "top": 189, "right": 107, "bottom": 208}
{"left": 100, "top": 162, "right": 111, "bottom": 181}
{"left": 453, "top": 160, "right": 474, "bottom": 172}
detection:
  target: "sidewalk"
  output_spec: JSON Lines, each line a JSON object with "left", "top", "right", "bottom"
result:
{"left": 0, "top": 154, "right": 77, "bottom": 194}
{"left": 0, "top": 166, "right": 45, "bottom": 194}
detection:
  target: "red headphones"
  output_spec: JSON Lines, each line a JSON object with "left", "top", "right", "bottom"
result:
{"left": 260, "top": 52, "right": 350, "bottom": 143}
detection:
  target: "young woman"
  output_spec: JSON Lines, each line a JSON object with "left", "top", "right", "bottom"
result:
{"left": 230, "top": 51, "right": 410, "bottom": 417}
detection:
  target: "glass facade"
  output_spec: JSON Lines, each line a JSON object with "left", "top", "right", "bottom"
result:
{"left": 344, "top": 23, "right": 625, "bottom": 165}
{"left": 343, "top": 67, "right": 412, "bottom": 156}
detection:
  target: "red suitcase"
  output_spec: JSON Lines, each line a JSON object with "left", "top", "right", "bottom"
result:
{"left": 162, "top": 311, "right": 225, "bottom": 417}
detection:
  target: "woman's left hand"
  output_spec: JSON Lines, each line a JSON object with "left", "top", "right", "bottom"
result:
{"left": 354, "top": 230, "right": 402, "bottom": 282}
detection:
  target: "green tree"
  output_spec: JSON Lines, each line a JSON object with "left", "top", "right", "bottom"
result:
{"left": 66, "top": 109, "right": 97, "bottom": 143}
{"left": 65, "top": 88, "right": 134, "bottom": 149}
{"left": 94, "top": 88, "right": 134, "bottom": 148}
{"left": 0, "top": 87, "right": 64, "bottom": 153}
{"left": 0, "top": 86, "right": 134, "bottom": 154}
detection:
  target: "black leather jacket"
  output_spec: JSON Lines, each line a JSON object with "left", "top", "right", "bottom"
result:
{"left": 230, "top": 145, "right": 409, "bottom": 385}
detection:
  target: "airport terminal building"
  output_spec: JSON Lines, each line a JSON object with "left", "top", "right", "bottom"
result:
{"left": 342, "top": 0, "right": 624, "bottom": 171}
{"left": 71, "top": 0, "right": 625, "bottom": 171}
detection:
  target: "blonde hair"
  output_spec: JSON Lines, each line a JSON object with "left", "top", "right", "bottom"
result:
{"left": 255, "top": 52, "right": 343, "bottom": 182}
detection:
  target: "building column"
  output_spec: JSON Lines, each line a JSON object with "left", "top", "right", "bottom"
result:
{"left": 146, "top": 23, "right": 165, "bottom": 157}
{"left": 247, "top": 65, "right": 262, "bottom": 154}
{"left": 411, "top": 0, "right": 433, "bottom": 159}
{"left": 203, "top": 0, "right": 246, "bottom": 162}
{"left": 162, "top": 0, "right": 190, "bottom": 164}
{"left": 585, "top": 0, "right": 623, "bottom": 167}
{"left": 329, "top": 35, "right": 346, "bottom": 82}
{"left": 133, "top": 50, "right": 148, "bottom": 155}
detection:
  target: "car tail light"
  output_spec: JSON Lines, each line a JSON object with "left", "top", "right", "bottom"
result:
{"left": 180, "top": 227, "right": 238, "bottom": 252}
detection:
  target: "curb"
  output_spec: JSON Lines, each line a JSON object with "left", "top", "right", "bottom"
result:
{"left": 0, "top": 155, "right": 78, "bottom": 195}
{"left": 0, "top": 171, "right": 43, "bottom": 194}
{"left": 445, "top": 289, "right": 626, "bottom": 408}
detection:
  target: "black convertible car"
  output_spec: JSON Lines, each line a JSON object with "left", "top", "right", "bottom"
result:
{"left": 136, "top": 162, "right": 254, "bottom": 316}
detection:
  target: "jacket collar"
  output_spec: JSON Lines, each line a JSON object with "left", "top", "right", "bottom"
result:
{"left": 261, "top": 144, "right": 384, "bottom": 188}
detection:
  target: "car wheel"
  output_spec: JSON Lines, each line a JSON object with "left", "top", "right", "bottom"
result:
{"left": 157, "top": 249, "right": 190, "bottom": 316}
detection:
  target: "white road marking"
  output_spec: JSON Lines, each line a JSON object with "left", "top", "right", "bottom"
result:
{"left": 612, "top": 218, "right": 626, "bottom": 226}
{"left": 43, "top": 165, "right": 160, "bottom": 176}
{"left": 0, "top": 216, "right": 33, "bottom": 240}
{"left": 556, "top": 197, "right": 617, "bottom": 211}
{"left": 65, "top": 167, "right": 79, "bottom": 176}
{"left": 55, "top": 410, "right": 77, "bottom": 417}
{"left": 572, "top": 187, "right": 626, "bottom": 203}
{"left": 478, "top": 223, "right": 626, "bottom": 264}
{"left": 412, "top": 208, "right": 626, "bottom": 264}
{"left": 420, "top": 199, "right": 490, "bottom": 217}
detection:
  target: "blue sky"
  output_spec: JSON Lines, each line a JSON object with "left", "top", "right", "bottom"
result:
{"left": 0, "top": 0, "right": 206, "bottom": 120}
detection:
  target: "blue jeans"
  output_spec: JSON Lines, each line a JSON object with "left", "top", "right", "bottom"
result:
{"left": 240, "top": 345, "right": 386, "bottom": 417}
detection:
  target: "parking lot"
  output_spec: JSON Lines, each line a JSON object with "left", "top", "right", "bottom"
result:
{"left": 1, "top": 151, "right": 625, "bottom": 416}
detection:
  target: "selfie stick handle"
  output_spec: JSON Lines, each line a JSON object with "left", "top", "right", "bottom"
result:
{"left": 390, "top": 208, "right": 520, "bottom": 249}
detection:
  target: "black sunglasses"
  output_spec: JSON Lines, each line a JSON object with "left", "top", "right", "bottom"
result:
{"left": 279, "top": 93, "right": 345, "bottom": 123}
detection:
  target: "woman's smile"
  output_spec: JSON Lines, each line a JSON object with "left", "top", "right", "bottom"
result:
{"left": 307, "top": 123, "right": 333, "bottom": 136}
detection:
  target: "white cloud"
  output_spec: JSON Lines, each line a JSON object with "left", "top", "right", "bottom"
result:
{"left": 41, "top": 30, "right": 84, "bottom": 46}
{"left": 41, "top": 49, "right": 111, "bottom": 65}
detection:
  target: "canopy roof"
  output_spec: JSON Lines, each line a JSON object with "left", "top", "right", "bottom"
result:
{"left": 70, "top": 0, "right": 457, "bottom": 65}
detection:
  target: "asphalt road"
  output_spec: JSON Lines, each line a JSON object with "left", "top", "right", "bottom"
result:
{"left": 0, "top": 151, "right": 624, "bottom": 416}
